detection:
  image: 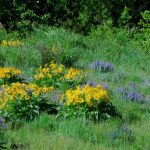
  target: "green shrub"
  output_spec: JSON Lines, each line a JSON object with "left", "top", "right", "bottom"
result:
{"left": 34, "top": 62, "right": 84, "bottom": 90}
{"left": 59, "top": 84, "right": 118, "bottom": 121}
{"left": 139, "top": 10, "right": 150, "bottom": 55}
{"left": 0, "top": 82, "right": 55, "bottom": 121}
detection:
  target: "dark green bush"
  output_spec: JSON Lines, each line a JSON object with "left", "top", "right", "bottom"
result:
{"left": 1, "top": 0, "right": 149, "bottom": 35}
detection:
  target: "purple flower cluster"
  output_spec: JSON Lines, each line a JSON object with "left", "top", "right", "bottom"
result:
{"left": 81, "top": 81, "right": 109, "bottom": 90}
{"left": 109, "top": 124, "right": 134, "bottom": 144}
{"left": 80, "top": 81, "right": 98, "bottom": 88}
{"left": 91, "top": 60, "right": 114, "bottom": 72}
{"left": 86, "top": 81, "right": 98, "bottom": 87}
{"left": 117, "top": 83, "right": 143, "bottom": 103}
{"left": 0, "top": 117, "right": 6, "bottom": 129}
{"left": 102, "top": 83, "right": 109, "bottom": 91}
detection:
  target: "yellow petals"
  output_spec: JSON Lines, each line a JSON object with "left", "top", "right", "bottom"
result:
{"left": 0, "top": 82, "right": 53, "bottom": 109}
{"left": 34, "top": 62, "right": 65, "bottom": 81}
{"left": 0, "top": 40, "right": 22, "bottom": 47}
{"left": 62, "top": 84, "right": 109, "bottom": 107}
{"left": 0, "top": 67, "right": 21, "bottom": 79}
{"left": 64, "top": 68, "right": 81, "bottom": 80}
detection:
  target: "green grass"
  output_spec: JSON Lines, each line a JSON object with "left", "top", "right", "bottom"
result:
{"left": 6, "top": 113, "right": 150, "bottom": 150}
{"left": 1, "top": 26, "right": 150, "bottom": 149}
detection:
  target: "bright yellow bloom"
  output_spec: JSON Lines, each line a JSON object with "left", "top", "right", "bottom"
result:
{"left": 62, "top": 84, "right": 109, "bottom": 106}
{"left": 0, "top": 67, "right": 21, "bottom": 79}
{"left": 0, "top": 82, "right": 53, "bottom": 109}
{"left": 64, "top": 68, "right": 81, "bottom": 80}
{"left": 34, "top": 62, "right": 65, "bottom": 81}
{"left": 0, "top": 40, "right": 22, "bottom": 47}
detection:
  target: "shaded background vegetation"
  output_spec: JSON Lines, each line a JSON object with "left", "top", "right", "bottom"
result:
{"left": 0, "top": 0, "right": 150, "bottom": 35}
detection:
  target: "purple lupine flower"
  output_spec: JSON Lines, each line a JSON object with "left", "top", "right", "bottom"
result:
{"left": 80, "top": 81, "right": 98, "bottom": 88}
{"left": 109, "top": 124, "right": 134, "bottom": 144}
{"left": 0, "top": 117, "right": 6, "bottom": 129}
{"left": 116, "top": 83, "right": 144, "bottom": 103}
{"left": 102, "top": 83, "right": 109, "bottom": 91}
{"left": 1, "top": 123, "right": 6, "bottom": 129}
{"left": 91, "top": 60, "right": 114, "bottom": 72}
{"left": 87, "top": 81, "right": 98, "bottom": 87}
{"left": 0, "top": 117, "right": 3, "bottom": 123}
{"left": 81, "top": 81, "right": 110, "bottom": 91}
{"left": 50, "top": 90, "right": 62, "bottom": 105}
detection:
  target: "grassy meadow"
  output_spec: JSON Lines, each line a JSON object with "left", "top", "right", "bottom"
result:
{"left": 0, "top": 26, "right": 150, "bottom": 150}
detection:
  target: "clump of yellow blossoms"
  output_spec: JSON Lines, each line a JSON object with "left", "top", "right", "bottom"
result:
{"left": 64, "top": 68, "right": 82, "bottom": 80}
{"left": 0, "top": 82, "right": 53, "bottom": 109}
{"left": 35, "top": 62, "right": 65, "bottom": 80}
{"left": 0, "top": 40, "right": 22, "bottom": 47}
{"left": 62, "top": 84, "right": 109, "bottom": 106}
{"left": 0, "top": 67, "right": 21, "bottom": 79}
{"left": 34, "top": 62, "right": 83, "bottom": 87}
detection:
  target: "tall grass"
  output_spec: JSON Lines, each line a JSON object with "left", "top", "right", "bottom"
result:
{"left": 1, "top": 25, "right": 150, "bottom": 149}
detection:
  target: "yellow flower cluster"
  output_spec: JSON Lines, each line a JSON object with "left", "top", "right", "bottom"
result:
{"left": 35, "top": 62, "right": 83, "bottom": 83}
{"left": 0, "top": 82, "right": 53, "bottom": 109}
{"left": 0, "top": 67, "right": 21, "bottom": 79}
{"left": 62, "top": 84, "right": 109, "bottom": 106}
{"left": 0, "top": 40, "right": 21, "bottom": 47}
{"left": 64, "top": 68, "right": 82, "bottom": 80}
{"left": 35, "top": 62, "right": 65, "bottom": 80}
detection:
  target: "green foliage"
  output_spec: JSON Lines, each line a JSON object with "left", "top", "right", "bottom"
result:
{"left": 1, "top": 0, "right": 149, "bottom": 35}
{"left": 34, "top": 27, "right": 86, "bottom": 67}
{"left": 0, "top": 52, "right": 5, "bottom": 67}
{"left": 39, "top": 45, "right": 79, "bottom": 67}
{"left": 139, "top": 10, "right": 150, "bottom": 54}
{"left": 119, "top": 7, "right": 132, "bottom": 28}
{"left": 0, "top": 28, "right": 7, "bottom": 41}
{"left": 58, "top": 101, "right": 118, "bottom": 122}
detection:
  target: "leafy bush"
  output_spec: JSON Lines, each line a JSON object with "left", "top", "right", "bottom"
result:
{"left": 119, "top": 7, "right": 132, "bottom": 29}
{"left": 34, "top": 62, "right": 84, "bottom": 89}
{"left": 60, "top": 84, "right": 117, "bottom": 121}
{"left": 139, "top": 10, "right": 150, "bottom": 54}
{"left": 0, "top": 82, "right": 54, "bottom": 120}
{"left": 0, "top": 64, "right": 85, "bottom": 120}
{"left": 0, "top": 0, "right": 108, "bottom": 34}
{"left": 0, "top": 0, "right": 150, "bottom": 35}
